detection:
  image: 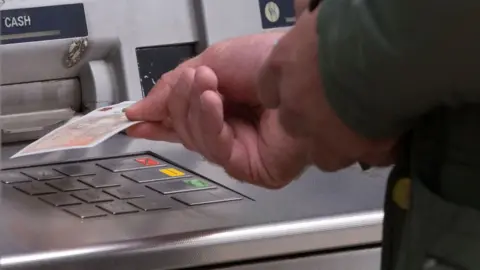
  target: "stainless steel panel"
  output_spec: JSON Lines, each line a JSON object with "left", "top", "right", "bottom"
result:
{"left": 0, "top": 135, "right": 389, "bottom": 270}
{"left": 0, "top": 79, "right": 81, "bottom": 115}
{"left": 1, "top": 109, "right": 76, "bottom": 143}
{"left": 214, "top": 248, "right": 381, "bottom": 270}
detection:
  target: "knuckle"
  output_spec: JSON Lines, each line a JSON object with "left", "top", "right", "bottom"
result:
{"left": 182, "top": 141, "right": 197, "bottom": 152}
{"left": 159, "top": 73, "right": 170, "bottom": 83}
{"left": 158, "top": 71, "right": 177, "bottom": 88}
{"left": 265, "top": 53, "right": 284, "bottom": 74}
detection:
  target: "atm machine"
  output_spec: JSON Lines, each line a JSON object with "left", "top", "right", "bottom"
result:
{"left": 0, "top": 1, "right": 390, "bottom": 269}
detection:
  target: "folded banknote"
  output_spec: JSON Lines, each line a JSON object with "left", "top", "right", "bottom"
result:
{"left": 11, "top": 101, "right": 141, "bottom": 159}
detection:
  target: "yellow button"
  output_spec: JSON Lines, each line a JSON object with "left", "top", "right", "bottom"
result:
{"left": 160, "top": 168, "right": 184, "bottom": 177}
{"left": 393, "top": 178, "right": 411, "bottom": 210}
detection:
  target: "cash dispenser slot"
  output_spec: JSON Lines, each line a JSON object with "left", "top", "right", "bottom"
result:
{"left": 0, "top": 79, "right": 82, "bottom": 144}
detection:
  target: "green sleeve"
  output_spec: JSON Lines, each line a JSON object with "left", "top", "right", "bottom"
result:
{"left": 317, "top": 0, "right": 480, "bottom": 139}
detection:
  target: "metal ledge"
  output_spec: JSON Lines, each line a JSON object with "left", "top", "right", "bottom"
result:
{"left": 1, "top": 211, "right": 383, "bottom": 270}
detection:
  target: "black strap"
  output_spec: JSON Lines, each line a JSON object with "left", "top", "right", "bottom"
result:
{"left": 309, "top": 0, "right": 322, "bottom": 11}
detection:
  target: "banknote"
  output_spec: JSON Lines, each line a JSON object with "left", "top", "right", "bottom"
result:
{"left": 11, "top": 101, "right": 141, "bottom": 159}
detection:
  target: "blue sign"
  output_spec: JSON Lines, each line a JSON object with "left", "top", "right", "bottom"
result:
{"left": 258, "top": 0, "right": 296, "bottom": 29}
{"left": 0, "top": 4, "right": 88, "bottom": 45}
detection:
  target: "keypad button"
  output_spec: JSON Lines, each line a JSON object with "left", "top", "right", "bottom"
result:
{"left": 123, "top": 167, "right": 190, "bottom": 183}
{"left": 40, "top": 194, "right": 82, "bottom": 207}
{"left": 22, "top": 169, "right": 64, "bottom": 181}
{"left": 46, "top": 179, "right": 90, "bottom": 192}
{"left": 64, "top": 205, "right": 108, "bottom": 219}
{"left": 98, "top": 156, "right": 164, "bottom": 172}
{"left": 14, "top": 182, "right": 57, "bottom": 196}
{"left": 0, "top": 172, "right": 33, "bottom": 184}
{"left": 97, "top": 201, "right": 139, "bottom": 215}
{"left": 147, "top": 178, "right": 216, "bottom": 195}
{"left": 129, "top": 197, "right": 177, "bottom": 211}
{"left": 78, "top": 175, "right": 123, "bottom": 188}
{"left": 173, "top": 190, "right": 243, "bottom": 206}
{"left": 134, "top": 157, "right": 162, "bottom": 166}
{"left": 55, "top": 164, "right": 97, "bottom": 177}
{"left": 103, "top": 187, "right": 146, "bottom": 200}
{"left": 72, "top": 190, "right": 114, "bottom": 203}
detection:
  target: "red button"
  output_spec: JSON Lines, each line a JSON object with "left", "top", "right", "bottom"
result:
{"left": 135, "top": 158, "right": 160, "bottom": 166}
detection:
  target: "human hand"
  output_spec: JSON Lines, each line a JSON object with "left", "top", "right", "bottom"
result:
{"left": 126, "top": 33, "right": 309, "bottom": 188}
{"left": 257, "top": 3, "right": 397, "bottom": 171}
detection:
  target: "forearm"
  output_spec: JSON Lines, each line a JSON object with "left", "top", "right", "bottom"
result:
{"left": 316, "top": 0, "right": 480, "bottom": 139}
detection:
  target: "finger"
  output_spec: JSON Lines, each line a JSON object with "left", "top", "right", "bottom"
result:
{"left": 199, "top": 93, "right": 278, "bottom": 188}
{"left": 188, "top": 66, "right": 219, "bottom": 160}
{"left": 199, "top": 90, "right": 234, "bottom": 164}
{"left": 168, "top": 68, "right": 197, "bottom": 151}
{"left": 225, "top": 118, "right": 290, "bottom": 189}
{"left": 126, "top": 56, "right": 203, "bottom": 121}
{"left": 126, "top": 71, "right": 177, "bottom": 122}
{"left": 126, "top": 123, "right": 180, "bottom": 143}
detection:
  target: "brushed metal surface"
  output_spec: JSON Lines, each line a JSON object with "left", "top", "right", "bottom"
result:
{"left": 0, "top": 79, "right": 81, "bottom": 115}
{"left": 0, "top": 135, "right": 389, "bottom": 269}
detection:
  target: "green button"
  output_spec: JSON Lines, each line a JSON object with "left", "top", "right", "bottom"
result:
{"left": 185, "top": 179, "right": 209, "bottom": 188}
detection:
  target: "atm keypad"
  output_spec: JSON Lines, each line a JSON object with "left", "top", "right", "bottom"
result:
{"left": 78, "top": 175, "right": 123, "bottom": 188}
{"left": 0, "top": 172, "right": 33, "bottom": 184}
{"left": 147, "top": 178, "right": 215, "bottom": 195}
{"left": 122, "top": 167, "right": 190, "bottom": 183}
{"left": 72, "top": 190, "right": 114, "bottom": 203}
{"left": 97, "top": 201, "right": 139, "bottom": 215}
{"left": 129, "top": 197, "right": 178, "bottom": 211}
{"left": 14, "top": 182, "right": 57, "bottom": 196}
{"left": 104, "top": 187, "right": 146, "bottom": 200}
{"left": 40, "top": 193, "right": 82, "bottom": 207}
{"left": 22, "top": 169, "right": 64, "bottom": 181}
{"left": 97, "top": 156, "right": 164, "bottom": 172}
{"left": 47, "top": 179, "right": 90, "bottom": 192}
{"left": 1, "top": 154, "right": 245, "bottom": 219}
{"left": 64, "top": 205, "right": 108, "bottom": 219}
{"left": 55, "top": 164, "right": 97, "bottom": 177}
{"left": 173, "top": 190, "right": 243, "bottom": 206}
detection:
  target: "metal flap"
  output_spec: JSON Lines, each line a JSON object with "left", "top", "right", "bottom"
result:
{"left": 0, "top": 109, "right": 77, "bottom": 144}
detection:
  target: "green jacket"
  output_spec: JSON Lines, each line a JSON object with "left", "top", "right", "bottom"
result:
{"left": 316, "top": 0, "right": 480, "bottom": 269}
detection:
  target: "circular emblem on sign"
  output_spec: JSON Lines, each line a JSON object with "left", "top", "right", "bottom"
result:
{"left": 64, "top": 38, "right": 88, "bottom": 68}
{"left": 265, "top": 2, "right": 280, "bottom": 23}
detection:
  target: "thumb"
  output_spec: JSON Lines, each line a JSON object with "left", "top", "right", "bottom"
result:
{"left": 126, "top": 56, "right": 203, "bottom": 122}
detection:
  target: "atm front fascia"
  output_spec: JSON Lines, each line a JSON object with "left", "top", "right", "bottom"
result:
{"left": 0, "top": 0, "right": 389, "bottom": 269}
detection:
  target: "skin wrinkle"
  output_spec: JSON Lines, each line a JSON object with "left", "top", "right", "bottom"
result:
{"left": 226, "top": 119, "right": 255, "bottom": 182}
{"left": 258, "top": 114, "right": 282, "bottom": 188}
